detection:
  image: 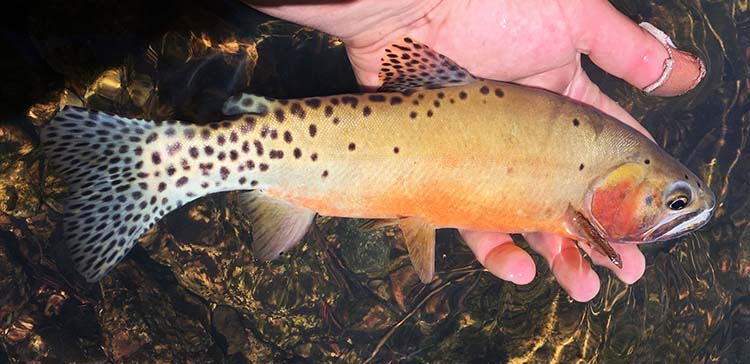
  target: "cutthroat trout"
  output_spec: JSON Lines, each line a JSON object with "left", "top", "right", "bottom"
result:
{"left": 41, "top": 37, "right": 715, "bottom": 283}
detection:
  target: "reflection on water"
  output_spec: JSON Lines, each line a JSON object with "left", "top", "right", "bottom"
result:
{"left": 0, "top": 0, "right": 748, "bottom": 362}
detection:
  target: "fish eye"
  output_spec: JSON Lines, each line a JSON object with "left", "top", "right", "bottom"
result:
{"left": 665, "top": 181, "right": 692, "bottom": 211}
{"left": 668, "top": 195, "right": 689, "bottom": 210}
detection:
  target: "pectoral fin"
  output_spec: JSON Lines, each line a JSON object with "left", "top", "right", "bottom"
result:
{"left": 397, "top": 217, "right": 437, "bottom": 283}
{"left": 565, "top": 206, "right": 623, "bottom": 268}
{"left": 239, "top": 191, "right": 316, "bottom": 260}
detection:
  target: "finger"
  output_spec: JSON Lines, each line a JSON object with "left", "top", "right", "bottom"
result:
{"left": 524, "top": 233, "right": 601, "bottom": 302}
{"left": 578, "top": 242, "right": 646, "bottom": 284}
{"left": 571, "top": 0, "right": 704, "bottom": 96}
{"left": 460, "top": 230, "right": 536, "bottom": 284}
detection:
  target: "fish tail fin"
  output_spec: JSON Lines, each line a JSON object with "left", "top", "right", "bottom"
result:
{"left": 41, "top": 106, "right": 189, "bottom": 282}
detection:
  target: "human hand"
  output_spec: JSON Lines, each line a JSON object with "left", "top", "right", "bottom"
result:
{"left": 248, "top": 0, "right": 705, "bottom": 301}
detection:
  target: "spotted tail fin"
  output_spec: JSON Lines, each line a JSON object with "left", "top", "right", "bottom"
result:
{"left": 41, "top": 107, "right": 199, "bottom": 282}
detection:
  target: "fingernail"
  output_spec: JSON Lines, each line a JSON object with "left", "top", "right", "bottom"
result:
{"left": 650, "top": 48, "right": 705, "bottom": 96}
{"left": 640, "top": 22, "right": 706, "bottom": 96}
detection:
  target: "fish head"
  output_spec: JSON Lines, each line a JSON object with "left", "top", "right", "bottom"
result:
{"left": 583, "top": 159, "right": 715, "bottom": 243}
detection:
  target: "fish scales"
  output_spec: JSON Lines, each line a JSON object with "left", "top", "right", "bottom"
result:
{"left": 42, "top": 37, "right": 714, "bottom": 283}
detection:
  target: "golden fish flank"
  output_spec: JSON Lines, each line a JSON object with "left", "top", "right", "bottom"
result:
{"left": 41, "top": 37, "right": 715, "bottom": 283}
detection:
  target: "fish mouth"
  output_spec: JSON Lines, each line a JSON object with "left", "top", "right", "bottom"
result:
{"left": 639, "top": 199, "right": 716, "bottom": 243}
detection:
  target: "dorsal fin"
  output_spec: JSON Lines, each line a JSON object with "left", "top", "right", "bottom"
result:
{"left": 378, "top": 37, "right": 476, "bottom": 93}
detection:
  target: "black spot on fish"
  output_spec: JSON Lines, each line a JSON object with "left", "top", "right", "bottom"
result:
{"left": 259, "top": 163, "right": 269, "bottom": 171}
{"left": 254, "top": 140, "right": 264, "bottom": 156}
{"left": 410, "top": 111, "right": 417, "bottom": 119}
{"left": 189, "top": 147, "right": 199, "bottom": 159}
{"left": 495, "top": 88, "right": 504, "bottom": 97}
{"left": 204, "top": 146, "right": 214, "bottom": 156}
{"left": 310, "top": 153, "right": 318, "bottom": 161}
{"left": 433, "top": 100, "right": 440, "bottom": 108}
{"left": 230, "top": 150, "right": 238, "bottom": 161}
{"left": 284, "top": 131, "right": 293, "bottom": 143}
{"left": 176, "top": 177, "right": 189, "bottom": 187}
{"left": 217, "top": 152, "right": 226, "bottom": 161}
{"left": 305, "top": 98, "right": 322, "bottom": 109}
{"left": 348, "top": 142, "right": 356, "bottom": 151}
{"left": 330, "top": 97, "right": 340, "bottom": 106}
{"left": 241, "top": 97, "right": 254, "bottom": 107}
{"left": 167, "top": 142, "right": 181, "bottom": 155}
{"left": 291, "top": 102, "right": 306, "bottom": 119}
{"left": 230, "top": 132, "right": 238, "bottom": 143}
{"left": 201, "top": 129, "right": 211, "bottom": 140}
{"left": 390, "top": 96, "right": 403, "bottom": 105}
{"left": 269, "top": 150, "right": 284, "bottom": 159}
{"left": 242, "top": 141, "right": 250, "bottom": 153}
{"left": 220, "top": 167, "right": 230, "bottom": 180}
{"left": 270, "top": 130, "right": 278, "bottom": 140}
{"left": 368, "top": 95, "right": 386, "bottom": 102}
{"left": 217, "top": 134, "right": 226, "bottom": 146}
{"left": 167, "top": 166, "right": 176, "bottom": 176}
{"left": 363, "top": 106, "right": 372, "bottom": 117}
{"left": 324, "top": 105, "right": 334, "bottom": 118}
{"left": 322, "top": 170, "right": 328, "bottom": 178}
{"left": 644, "top": 159, "right": 650, "bottom": 165}
{"left": 274, "top": 109, "right": 285, "bottom": 123}
{"left": 342, "top": 96, "right": 358, "bottom": 108}
{"left": 332, "top": 117, "right": 340, "bottom": 125}
{"left": 294, "top": 148, "right": 301, "bottom": 159}
{"left": 241, "top": 116, "right": 256, "bottom": 133}
{"left": 579, "top": 164, "right": 585, "bottom": 171}
{"left": 158, "top": 182, "right": 166, "bottom": 192}
{"left": 437, "top": 92, "right": 445, "bottom": 99}
{"left": 251, "top": 180, "right": 258, "bottom": 186}
{"left": 151, "top": 152, "right": 161, "bottom": 164}
{"left": 278, "top": 99, "right": 289, "bottom": 106}
{"left": 459, "top": 91, "right": 467, "bottom": 99}
{"left": 309, "top": 124, "right": 317, "bottom": 137}
{"left": 245, "top": 160, "right": 255, "bottom": 170}
{"left": 427, "top": 110, "right": 433, "bottom": 117}
{"left": 199, "top": 163, "right": 213, "bottom": 176}
{"left": 393, "top": 147, "right": 400, "bottom": 154}
{"left": 573, "top": 118, "right": 580, "bottom": 127}
{"left": 480, "top": 86, "right": 489, "bottom": 94}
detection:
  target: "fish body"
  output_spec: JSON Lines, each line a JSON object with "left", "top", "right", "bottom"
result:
{"left": 41, "top": 37, "right": 715, "bottom": 282}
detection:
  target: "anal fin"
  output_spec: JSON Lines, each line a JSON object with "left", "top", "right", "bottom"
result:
{"left": 239, "top": 191, "right": 316, "bottom": 260}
